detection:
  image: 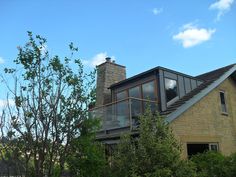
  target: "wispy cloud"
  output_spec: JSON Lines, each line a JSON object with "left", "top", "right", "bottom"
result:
{"left": 173, "top": 23, "right": 216, "bottom": 48}
{"left": 0, "top": 57, "right": 5, "bottom": 64}
{"left": 82, "top": 52, "right": 115, "bottom": 68}
{"left": 0, "top": 99, "right": 15, "bottom": 108}
{"left": 209, "top": 0, "right": 235, "bottom": 21}
{"left": 152, "top": 8, "right": 163, "bottom": 15}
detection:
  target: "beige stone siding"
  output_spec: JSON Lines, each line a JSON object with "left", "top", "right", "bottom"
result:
{"left": 96, "top": 62, "right": 126, "bottom": 106}
{"left": 170, "top": 77, "right": 236, "bottom": 158}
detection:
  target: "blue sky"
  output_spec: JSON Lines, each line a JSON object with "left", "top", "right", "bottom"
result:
{"left": 0, "top": 0, "right": 235, "bottom": 104}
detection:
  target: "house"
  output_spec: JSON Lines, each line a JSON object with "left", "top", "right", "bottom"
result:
{"left": 90, "top": 57, "right": 236, "bottom": 158}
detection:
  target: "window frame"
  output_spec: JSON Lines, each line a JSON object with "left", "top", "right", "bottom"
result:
{"left": 128, "top": 85, "right": 141, "bottom": 98}
{"left": 209, "top": 143, "right": 219, "bottom": 151}
{"left": 141, "top": 80, "right": 157, "bottom": 101}
{"left": 186, "top": 142, "right": 219, "bottom": 157}
{"left": 164, "top": 77, "right": 179, "bottom": 106}
{"left": 116, "top": 90, "right": 128, "bottom": 101}
{"left": 219, "top": 90, "right": 228, "bottom": 115}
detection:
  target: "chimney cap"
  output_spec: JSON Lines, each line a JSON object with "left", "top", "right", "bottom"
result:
{"left": 105, "top": 57, "right": 111, "bottom": 62}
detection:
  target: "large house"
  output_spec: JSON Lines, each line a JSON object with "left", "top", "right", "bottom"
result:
{"left": 90, "top": 58, "right": 236, "bottom": 158}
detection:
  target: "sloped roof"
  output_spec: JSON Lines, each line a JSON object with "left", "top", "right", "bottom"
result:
{"left": 109, "top": 66, "right": 202, "bottom": 89}
{"left": 162, "top": 63, "right": 236, "bottom": 122}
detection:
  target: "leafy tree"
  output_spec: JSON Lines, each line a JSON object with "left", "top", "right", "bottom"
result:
{"left": 67, "top": 118, "right": 107, "bottom": 177}
{"left": 111, "top": 107, "right": 196, "bottom": 177}
{"left": 2, "top": 31, "right": 96, "bottom": 177}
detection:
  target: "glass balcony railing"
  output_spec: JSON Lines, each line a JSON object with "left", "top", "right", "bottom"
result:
{"left": 89, "top": 97, "right": 158, "bottom": 131}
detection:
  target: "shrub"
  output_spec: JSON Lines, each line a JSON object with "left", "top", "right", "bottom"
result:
{"left": 191, "top": 151, "right": 228, "bottom": 177}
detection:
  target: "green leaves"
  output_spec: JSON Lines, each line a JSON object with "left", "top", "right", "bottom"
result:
{"left": 2, "top": 31, "right": 96, "bottom": 177}
{"left": 67, "top": 118, "right": 107, "bottom": 177}
{"left": 111, "top": 107, "right": 196, "bottom": 177}
{"left": 15, "top": 96, "right": 22, "bottom": 107}
{"left": 190, "top": 151, "right": 235, "bottom": 177}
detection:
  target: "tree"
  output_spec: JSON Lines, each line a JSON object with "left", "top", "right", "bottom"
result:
{"left": 2, "top": 31, "right": 96, "bottom": 177}
{"left": 111, "top": 107, "right": 196, "bottom": 177}
{"left": 67, "top": 118, "right": 108, "bottom": 177}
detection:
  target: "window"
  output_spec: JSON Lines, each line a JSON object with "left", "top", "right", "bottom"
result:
{"left": 209, "top": 143, "right": 219, "bottom": 151}
{"left": 142, "top": 81, "right": 155, "bottom": 100}
{"left": 129, "top": 86, "right": 142, "bottom": 126}
{"left": 116, "top": 91, "right": 127, "bottom": 101}
{"left": 219, "top": 91, "right": 227, "bottom": 114}
{"left": 165, "top": 78, "right": 178, "bottom": 104}
{"left": 116, "top": 100, "right": 129, "bottom": 127}
{"left": 187, "top": 143, "right": 219, "bottom": 157}
{"left": 129, "top": 86, "right": 141, "bottom": 98}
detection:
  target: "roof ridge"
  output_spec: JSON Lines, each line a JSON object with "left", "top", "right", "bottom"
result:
{"left": 196, "top": 63, "right": 235, "bottom": 81}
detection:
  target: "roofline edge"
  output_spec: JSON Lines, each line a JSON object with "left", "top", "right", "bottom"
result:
{"left": 166, "top": 64, "right": 236, "bottom": 123}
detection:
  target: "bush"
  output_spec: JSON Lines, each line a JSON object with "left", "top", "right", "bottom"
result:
{"left": 225, "top": 153, "right": 236, "bottom": 177}
{"left": 191, "top": 151, "right": 229, "bottom": 177}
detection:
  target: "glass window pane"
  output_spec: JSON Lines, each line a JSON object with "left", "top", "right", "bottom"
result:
{"left": 116, "top": 101, "right": 129, "bottom": 127}
{"left": 220, "top": 92, "right": 227, "bottom": 113}
{"left": 210, "top": 144, "right": 218, "bottom": 151}
{"left": 142, "top": 81, "right": 155, "bottom": 100}
{"left": 129, "top": 86, "right": 140, "bottom": 98}
{"left": 143, "top": 101, "right": 158, "bottom": 113}
{"left": 116, "top": 91, "right": 127, "bottom": 101}
{"left": 131, "top": 99, "right": 142, "bottom": 127}
{"left": 165, "top": 78, "right": 178, "bottom": 103}
{"left": 220, "top": 92, "right": 225, "bottom": 104}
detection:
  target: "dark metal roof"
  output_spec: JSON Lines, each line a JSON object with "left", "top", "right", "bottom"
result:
{"left": 161, "top": 64, "right": 236, "bottom": 116}
{"left": 196, "top": 63, "right": 236, "bottom": 81}
{"left": 109, "top": 66, "right": 203, "bottom": 89}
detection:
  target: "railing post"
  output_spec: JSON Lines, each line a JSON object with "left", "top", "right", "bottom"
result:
{"left": 129, "top": 98, "right": 132, "bottom": 131}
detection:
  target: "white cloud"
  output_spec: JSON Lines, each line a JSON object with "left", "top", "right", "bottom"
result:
{"left": 209, "top": 0, "right": 234, "bottom": 20}
{"left": 0, "top": 99, "right": 15, "bottom": 108}
{"left": 173, "top": 23, "right": 216, "bottom": 48}
{"left": 82, "top": 52, "right": 116, "bottom": 68}
{"left": 0, "top": 57, "right": 5, "bottom": 64}
{"left": 152, "top": 8, "right": 163, "bottom": 15}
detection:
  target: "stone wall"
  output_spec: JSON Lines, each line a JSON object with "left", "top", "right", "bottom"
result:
{"left": 96, "top": 60, "right": 126, "bottom": 106}
{"left": 170, "top": 77, "right": 236, "bottom": 158}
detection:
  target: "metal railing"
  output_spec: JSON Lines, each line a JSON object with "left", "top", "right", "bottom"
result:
{"left": 89, "top": 97, "right": 158, "bottom": 131}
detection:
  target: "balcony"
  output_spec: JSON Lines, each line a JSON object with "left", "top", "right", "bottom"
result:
{"left": 89, "top": 97, "right": 158, "bottom": 134}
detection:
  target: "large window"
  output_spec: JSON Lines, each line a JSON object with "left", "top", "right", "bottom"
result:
{"left": 114, "top": 80, "right": 157, "bottom": 127}
{"left": 187, "top": 143, "right": 219, "bottom": 157}
{"left": 129, "top": 86, "right": 141, "bottom": 98}
{"left": 116, "top": 100, "right": 129, "bottom": 127}
{"left": 165, "top": 78, "right": 178, "bottom": 104}
{"left": 116, "top": 91, "right": 127, "bottom": 101}
{"left": 142, "top": 81, "right": 155, "bottom": 100}
{"left": 142, "top": 81, "right": 156, "bottom": 112}
{"left": 219, "top": 91, "right": 227, "bottom": 114}
{"left": 129, "top": 86, "right": 142, "bottom": 126}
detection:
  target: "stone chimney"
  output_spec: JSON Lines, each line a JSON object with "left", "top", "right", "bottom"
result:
{"left": 96, "top": 57, "right": 126, "bottom": 106}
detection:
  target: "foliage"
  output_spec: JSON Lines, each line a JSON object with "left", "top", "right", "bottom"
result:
{"left": 0, "top": 139, "right": 25, "bottom": 176}
{"left": 111, "top": 107, "right": 196, "bottom": 177}
{"left": 225, "top": 152, "right": 236, "bottom": 177}
{"left": 67, "top": 118, "right": 107, "bottom": 177}
{"left": 191, "top": 151, "right": 236, "bottom": 177}
{"left": 1, "top": 31, "right": 96, "bottom": 177}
